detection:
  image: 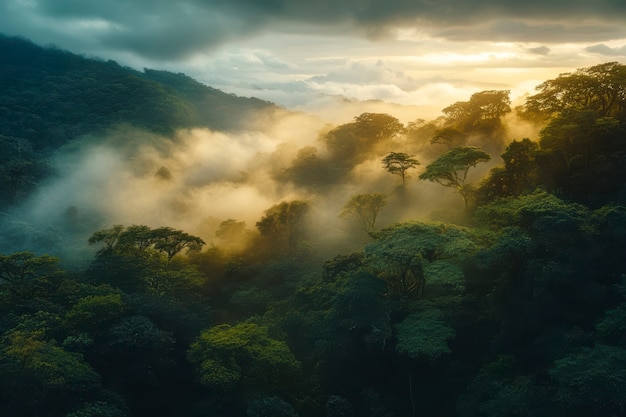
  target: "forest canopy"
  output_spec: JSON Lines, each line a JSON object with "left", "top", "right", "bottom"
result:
{"left": 0, "top": 36, "right": 625, "bottom": 417}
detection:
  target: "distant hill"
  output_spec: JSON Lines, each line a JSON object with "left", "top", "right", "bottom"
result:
{"left": 0, "top": 34, "right": 276, "bottom": 150}
{"left": 0, "top": 34, "right": 277, "bottom": 205}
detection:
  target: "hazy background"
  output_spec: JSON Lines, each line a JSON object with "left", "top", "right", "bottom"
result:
{"left": 1, "top": 0, "right": 623, "bottom": 264}
{"left": 1, "top": 0, "right": 625, "bottom": 120}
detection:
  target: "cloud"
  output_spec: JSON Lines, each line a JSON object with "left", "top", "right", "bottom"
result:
{"left": 433, "top": 20, "right": 626, "bottom": 43}
{"left": 585, "top": 43, "right": 626, "bottom": 56}
{"left": 2, "top": 0, "right": 626, "bottom": 61}
{"left": 526, "top": 46, "right": 551, "bottom": 55}
{"left": 309, "top": 61, "right": 422, "bottom": 92}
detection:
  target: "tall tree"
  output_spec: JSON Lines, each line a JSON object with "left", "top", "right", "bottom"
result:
{"left": 340, "top": 193, "right": 387, "bottom": 234}
{"left": 442, "top": 90, "right": 511, "bottom": 132}
{"left": 187, "top": 322, "right": 301, "bottom": 395}
{"left": 382, "top": 152, "right": 420, "bottom": 189}
{"left": 419, "top": 146, "right": 491, "bottom": 208}
{"left": 322, "top": 113, "right": 404, "bottom": 169}
{"left": 430, "top": 127, "right": 468, "bottom": 148}
{"left": 256, "top": 200, "right": 310, "bottom": 256}
{"left": 522, "top": 62, "right": 626, "bottom": 120}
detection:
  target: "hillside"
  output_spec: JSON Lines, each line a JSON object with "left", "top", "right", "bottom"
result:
{"left": 0, "top": 34, "right": 276, "bottom": 204}
{"left": 1, "top": 35, "right": 626, "bottom": 417}
{"left": 0, "top": 35, "right": 275, "bottom": 145}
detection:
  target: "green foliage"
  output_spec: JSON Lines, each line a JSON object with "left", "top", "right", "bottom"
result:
{"left": 109, "top": 315, "right": 174, "bottom": 350}
{"left": 394, "top": 308, "right": 455, "bottom": 359}
{"left": 381, "top": 152, "right": 420, "bottom": 188}
{"left": 66, "top": 401, "right": 127, "bottom": 417}
{"left": 2, "top": 35, "right": 626, "bottom": 417}
{"left": 0, "top": 251, "right": 59, "bottom": 284}
{"left": 419, "top": 146, "right": 491, "bottom": 208}
{"left": 86, "top": 225, "right": 206, "bottom": 295}
{"left": 522, "top": 62, "right": 626, "bottom": 120}
{"left": 457, "top": 357, "right": 551, "bottom": 417}
{"left": 475, "top": 190, "right": 589, "bottom": 235}
{"left": 420, "top": 146, "right": 491, "bottom": 188}
{"left": 246, "top": 396, "right": 299, "bottom": 417}
{"left": 365, "top": 221, "right": 478, "bottom": 297}
{"left": 442, "top": 90, "right": 511, "bottom": 133}
{"left": 187, "top": 322, "right": 301, "bottom": 394}
{"left": 479, "top": 138, "right": 539, "bottom": 200}
{"left": 322, "top": 113, "right": 403, "bottom": 169}
{"left": 264, "top": 267, "right": 396, "bottom": 359}
{"left": 65, "top": 293, "right": 125, "bottom": 331}
{"left": 0, "top": 35, "right": 274, "bottom": 148}
{"left": 256, "top": 200, "right": 310, "bottom": 257}
{"left": 340, "top": 193, "right": 387, "bottom": 234}
{"left": 550, "top": 344, "right": 626, "bottom": 414}
{"left": 423, "top": 260, "right": 465, "bottom": 297}
{"left": 430, "top": 126, "right": 468, "bottom": 148}
{"left": 329, "top": 271, "right": 394, "bottom": 344}
{"left": 216, "top": 219, "right": 249, "bottom": 245}
{"left": 325, "top": 395, "right": 354, "bottom": 417}
{"left": 88, "top": 225, "right": 205, "bottom": 262}
{"left": 2, "top": 329, "right": 100, "bottom": 390}
{"left": 280, "top": 146, "right": 335, "bottom": 189}
{"left": 540, "top": 109, "right": 620, "bottom": 168}
{"left": 517, "top": 63, "right": 626, "bottom": 200}
{"left": 322, "top": 252, "right": 364, "bottom": 282}
{"left": 151, "top": 227, "right": 205, "bottom": 262}
{"left": 474, "top": 227, "right": 534, "bottom": 278}
{"left": 595, "top": 304, "right": 626, "bottom": 345}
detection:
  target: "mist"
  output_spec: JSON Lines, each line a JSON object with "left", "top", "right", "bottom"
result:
{"left": 0, "top": 87, "right": 541, "bottom": 269}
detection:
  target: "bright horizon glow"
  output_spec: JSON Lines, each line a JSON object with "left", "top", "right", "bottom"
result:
{"left": 1, "top": 0, "right": 625, "bottom": 123}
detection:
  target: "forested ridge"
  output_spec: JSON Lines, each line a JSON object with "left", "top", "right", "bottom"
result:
{"left": 1, "top": 36, "right": 626, "bottom": 417}
{"left": 0, "top": 34, "right": 274, "bottom": 205}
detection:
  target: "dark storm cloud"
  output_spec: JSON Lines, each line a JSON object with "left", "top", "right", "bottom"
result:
{"left": 586, "top": 44, "right": 626, "bottom": 57}
{"left": 1, "top": 0, "right": 626, "bottom": 59}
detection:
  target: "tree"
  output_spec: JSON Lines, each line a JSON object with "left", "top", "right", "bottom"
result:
{"left": 340, "top": 193, "right": 387, "bottom": 234}
{"left": 187, "top": 322, "right": 301, "bottom": 395}
{"left": 215, "top": 219, "right": 252, "bottom": 252}
{"left": 550, "top": 344, "right": 626, "bottom": 416}
{"left": 281, "top": 146, "right": 334, "bottom": 188}
{"left": 500, "top": 138, "right": 539, "bottom": 194}
{"left": 477, "top": 138, "right": 540, "bottom": 202}
{"left": 88, "top": 225, "right": 205, "bottom": 264}
{"left": 247, "top": 396, "right": 298, "bottom": 417}
{"left": 419, "top": 146, "right": 491, "bottom": 208}
{"left": 430, "top": 127, "right": 467, "bottom": 148}
{"left": 2, "top": 328, "right": 101, "bottom": 393}
{"left": 0, "top": 251, "right": 60, "bottom": 300}
{"left": 522, "top": 62, "right": 626, "bottom": 120}
{"left": 365, "top": 222, "right": 478, "bottom": 297}
{"left": 394, "top": 308, "right": 456, "bottom": 359}
{"left": 65, "top": 293, "right": 126, "bottom": 332}
{"left": 256, "top": 200, "right": 310, "bottom": 256}
{"left": 151, "top": 227, "right": 205, "bottom": 264}
{"left": 0, "top": 251, "right": 59, "bottom": 286}
{"left": 442, "top": 90, "right": 511, "bottom": 132}
{"left": 322, "top": 113, "right": 404, "bottom": 168}
{"left": 382, "top": 152, "right": 420, "bottom": 189}
{"left": 540, "top": 109, "right": 620, "bottom": 172}
{"left": 354, "top": 112, "right": 405, "bottom": 140}
{"left": 87, "top": 225, "right": 126, "bottom": 255}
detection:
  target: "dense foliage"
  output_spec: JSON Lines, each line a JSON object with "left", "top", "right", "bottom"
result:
{"left": 1, "top": 38, "right": 626, "bottom": 417}
{"left": 0, "top": 34, "right": 274, "bottom": 205}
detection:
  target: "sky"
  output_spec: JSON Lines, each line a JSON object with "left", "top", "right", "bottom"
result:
{"left": 2, "top": 0, "right": 626, "bottom": 121}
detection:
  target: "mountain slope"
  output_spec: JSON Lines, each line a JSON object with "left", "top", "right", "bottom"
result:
{"left": 0, "top": 34, "right": 276, "bottom": 205}
{"left": 0, "top": 34, "right": 275, "bottom": 149}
